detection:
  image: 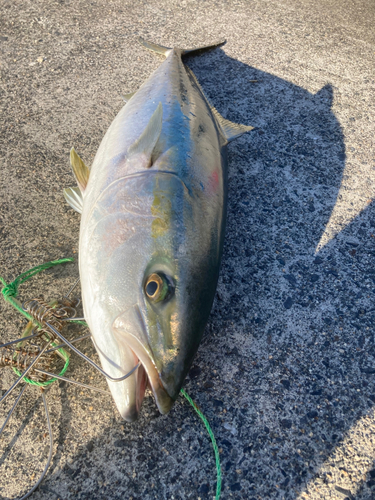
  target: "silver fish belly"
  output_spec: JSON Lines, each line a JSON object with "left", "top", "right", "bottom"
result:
{"left": 64, "top": 38, "right": 253, "bottom": 421}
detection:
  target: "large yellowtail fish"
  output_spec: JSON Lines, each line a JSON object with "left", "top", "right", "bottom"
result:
{"left": 64, "top": 38, "right": 253, "bottom": 421}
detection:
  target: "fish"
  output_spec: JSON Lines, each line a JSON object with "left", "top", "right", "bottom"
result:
{"left": 63, "top": 37, "right": 253, "bottom": 421}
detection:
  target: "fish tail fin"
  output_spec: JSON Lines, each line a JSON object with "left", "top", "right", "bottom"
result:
{"left": 138, "top": 37, "right": 226, "bottom": 58}
{"left": 138, "top": 37, "right": 173, "bottom": 57}
{"left": 180, "top": 40, "right": 226, "bottom": 56}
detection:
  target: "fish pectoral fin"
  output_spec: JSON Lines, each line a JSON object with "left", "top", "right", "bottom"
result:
{"left": 128, "top": 102, "right": 163, "bottom": 168}
{"left": 63, "top": 186, "right": 83, "bottom": 214}
{"left": 70, "top": 147, "right": 90, "bottom": 192}
{"left": 185, "top": 66, "right": 254, "bottom": 142}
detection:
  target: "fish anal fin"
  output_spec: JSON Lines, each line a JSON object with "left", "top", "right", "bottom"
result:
{"left": 70, "top": 148, "right": 90, "bottom": 192}
{"left": 63, "top": 186, "right": 83, "bottom": 214}
{"left": 186, "top": 66, "right": 254, "bottom": 142}
{"left": 128, "top": 102, "right": 163, "bottom": 168}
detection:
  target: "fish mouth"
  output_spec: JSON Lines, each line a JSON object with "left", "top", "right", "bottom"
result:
{"left": 127, "top": 348, "right": 148, "bottom": 421}
{"left": 118, "top": 334, "right": 174, "bottom": 417}
{"left": 112, "top": 306, "right": 174, "bottom": 420}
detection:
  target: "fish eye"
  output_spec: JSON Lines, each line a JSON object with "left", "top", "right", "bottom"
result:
{"left": 145, "top": 272, "right": 174, "bottom": 302}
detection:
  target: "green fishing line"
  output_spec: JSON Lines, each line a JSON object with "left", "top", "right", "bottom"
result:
{"left": 0, "top": 257, "right": 74, "bottom": 327}
{"left": 0, "top": 258, "right": 74, "bottom": 386}
{"left": 181, "top": 388, "right": 222, "bottom": 500}
{"left": 12, "top": 346, "right": 70, "bottom": 387}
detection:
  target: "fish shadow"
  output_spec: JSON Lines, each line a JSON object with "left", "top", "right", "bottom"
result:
{"left": 24, "top": 49, "right": 375, "bottom": 500}
{"left": 189, "top": 49, "right": 375, "bottom": 499}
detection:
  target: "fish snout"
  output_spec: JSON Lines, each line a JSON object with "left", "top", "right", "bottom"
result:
{"left": 157, "top": 352, "right": 190, "bottom": 401}
{"left": 112, "top": 306, "right": 174, "bottom": 416}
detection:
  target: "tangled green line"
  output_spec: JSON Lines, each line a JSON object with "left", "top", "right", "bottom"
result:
{"left": 12, "top": 346, "right": 70, "bottom": 387}
{"left": 0, "top": 257, "right": 74, "bottom": 328}
{"left": 1, "top": 258, "right": 222, "bottom": 498}
{"left": 0, "top": 258, "right": 74, "bottom": 387}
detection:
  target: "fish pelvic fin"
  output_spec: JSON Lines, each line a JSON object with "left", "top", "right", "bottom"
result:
{"left": 70, "top": 147, "right": 90, "bottom": 192}
{"left": 138, "top": 36, "right": 226, "bottom": 58}
{"left": 128, "top": 102, "right": 163, "bottom": 168}
{"left": 63, "top": 186, "right": 83, "bottom": 213}
{"left": 185, "top": 66, "right": 254, "bottom": 142}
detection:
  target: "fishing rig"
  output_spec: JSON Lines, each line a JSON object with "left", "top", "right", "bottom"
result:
{"left": 0, "top": 258, "right": 221, "bottom": 500}
{"left": 0, "top": 258, "right": 140, "bottom": 499}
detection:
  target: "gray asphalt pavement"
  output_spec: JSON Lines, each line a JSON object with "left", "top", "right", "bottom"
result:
{"left": 0, "top": 0, "right": 375, "bottom": 499}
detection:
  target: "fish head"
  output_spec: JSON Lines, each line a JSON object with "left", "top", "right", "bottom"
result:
{"left": 82, "top": 172, "right": 221, "bottom": 421}
{"left": 112, "top": 249, "right": 218, "bottom": 410}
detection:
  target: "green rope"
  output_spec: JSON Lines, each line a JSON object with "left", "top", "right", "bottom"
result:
{"left": 12, "top": 345, "right": 70, "bottom": 387}
{"left": 1, "top": 258, "right": 74, "bottom": 387}
{"left": 0, "top": 257, "right": 74, "bottom": 327}
{"left": 180, "top": 388, "right": 222, "bottom": 500}
{"left": 68, "top": 319, "right": 88, "bottom": 327}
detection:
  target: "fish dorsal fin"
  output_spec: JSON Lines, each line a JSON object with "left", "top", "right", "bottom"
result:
{"left": 63, "top": 186, "right": 83, "bottom": 214}
{"left": 185, "top": 66, "right": 254, "bottom": 142}
{"left": 122, "top": 91, "right": 136, "bottom": 103}
{"left": 128, "top": 102, "right": 163, "bottom": 168}
{"left": 210, "top": 107, "right": 254, "bottom": 142}
{"left": 70, "top": 147, "right": 90, "bottom": 192}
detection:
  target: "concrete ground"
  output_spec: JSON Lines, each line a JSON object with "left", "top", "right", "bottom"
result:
{"left": 0, "top": 0, "right": 374, "bottom": 499}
